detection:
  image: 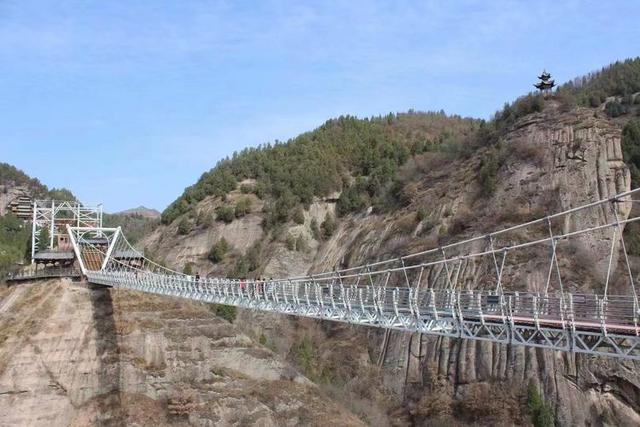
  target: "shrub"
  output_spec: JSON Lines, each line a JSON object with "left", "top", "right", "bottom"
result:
{"left": 557, "top": 91, "right": 577, "bottom": 113}
{"left": 208, "top": 238, "right": 229, "bottom": 263}
{"left": 245, "top": 241, "right": 263, "bottom": 271}
{"left": 213, "top": 304, "right": 236, "bottom": 322}
{"left": 231, "top": 258, "right": 249, "bottom": 278}
{"left": 295, "top": 235, "right": 308, "bottom": 252}
{"left": 215, "top": 206, "right": 235, "bottom": 223}
{"left": 321, "top": 213, "right": 336, "bottom": 239}
{"left": 457, "top": 383, "right": 514, "bottom": 421}
{"left": 196, "top": 211, "right": 214, "bottom": 228}
{"left": 234, "top": 197, "right": 252, "bottom": 218}
{"left": 337, "top": 184, "right": 367, "bottom": 216}
{"left": 292, "top": 336, "right": 316, "bottom": 378}
{"left": 588, "top": 95, "right": 602, "bottom": 107}
{"left": 605, "top": 100, "right": 626, "bottom": 118}
{"left": 419, "top": 217, "right": 436, "bottom": 236}
{"left": 622, "top": 119, "right": 640, "bottom": 187}
{"left": 416, "top": 208, "right": 427, "bottom": 223}
{"left": 527, "top": 382, "right": 554, "bottom": 427}
{"left": 0, "top": 213, "right": 30, "bottom": 277}
{"left": 239, "top": 183, "right": 253, "bottom": 194}
{"left": 285, "top": 233, "right": 308, "bottom": 252}
{"left": 478, "top": 145, "right": 505, "bottom": 197}
{"left": 177, "top": 218, "right": 191, "bottom": 235}
{"left": 310, "top": 218, "right": 321, "bottom": 241}
{"left": 293, "top": 206, "right": 305, "bottom": 224}
{"left": 274, "top": 190, "right": 297, "bottom": 222}
{"left": 286, "top": 233, "right": 296, "bottom": 251}
{"left": 182, "top": 263, "right": 194, "bottom": 275}
{"left": 622, "top": 94, "right": 634, "bottom": 105}
{"left": 38, "top": 227, "right": 50, "bottom": 251}
{"left": 493, "top": 93, "right": 545, "bottom": 131}
{"left": 513, "top": 139, "right": 546, "bottom": 167}
{"left": 253, "top": 182, "right": 266, "bottom": 199}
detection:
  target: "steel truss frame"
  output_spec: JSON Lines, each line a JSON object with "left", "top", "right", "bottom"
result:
{"left": 31, "top": 200, "right": 103, "bottom": 262}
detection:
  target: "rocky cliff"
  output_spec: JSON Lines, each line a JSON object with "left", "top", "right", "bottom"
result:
{"left": 0, "top": 279, "right": 363, "bottom": 426}
{"left": 141, "top": 101, "right": 640, "bottom": 425}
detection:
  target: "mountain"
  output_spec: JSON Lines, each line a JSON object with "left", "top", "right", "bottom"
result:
{"left": 114, "top": 206, "right": 161, "bottom": 219}
{"left": 161, "top": 111, "right": 480, "bottom": 225}
{"left": 141, "top": 58, "right": 640, "bottom": 425}
{"left": 103, "top": 208, "right": 161, "bottom": 246}
{"left": 103, "top": 206, "right": 162, "bottom": 244}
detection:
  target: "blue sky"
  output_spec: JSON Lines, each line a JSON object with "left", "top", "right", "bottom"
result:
{"left": 1, "top": 1, "right": 639, "bottom": 212}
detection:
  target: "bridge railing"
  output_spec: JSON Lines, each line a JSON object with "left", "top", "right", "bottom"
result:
{"left": 85, "top": 269, "right": 639, "bottom": 336}
{"left": 6, "top": 267, "right": 81, "bottom": 282}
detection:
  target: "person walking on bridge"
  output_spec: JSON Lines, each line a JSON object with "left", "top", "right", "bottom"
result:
{"left": 240, "top": 277, "right": 246, "bottom": 297}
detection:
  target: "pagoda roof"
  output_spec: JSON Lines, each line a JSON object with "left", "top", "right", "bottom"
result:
{"left": 534, "top": 80, "right": 556, "bottom": 90}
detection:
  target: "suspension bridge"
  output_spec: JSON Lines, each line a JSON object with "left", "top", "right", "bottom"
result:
{"left": 8, "top": 188, "right": 640, "bottom": 361}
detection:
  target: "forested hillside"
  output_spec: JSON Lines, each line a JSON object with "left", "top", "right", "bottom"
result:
{"left": 162, "top": 112, "right": 480, "bottom": 225}
{"left": 558, "top": 57, "right": 640, "bottom": 110}
{"left": 103, "top": 212, "right": 159, "bottom": 245}
{"left": 0, "top": 162, "right": 76, "bottom": 202}
{"left": 162, "top": 58, "right": 640, "bottom": 239}
{"left": 0, "top": 214, "right": 30, "bottom": 275}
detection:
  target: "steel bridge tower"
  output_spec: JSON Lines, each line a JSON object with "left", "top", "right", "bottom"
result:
{"left": 31, "top": 200, "right": 103, "bottom": 263}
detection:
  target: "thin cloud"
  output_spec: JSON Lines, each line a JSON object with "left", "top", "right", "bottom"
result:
{"left": 2, "top": 0, "right": 639, "bottom": 210}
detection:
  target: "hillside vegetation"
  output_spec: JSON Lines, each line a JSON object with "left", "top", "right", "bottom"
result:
{"left": 103, "top": 212, "right": 159, "bottom": 245}
{"left": 162, "top": 57, "right": 640, "bottom": 234}
{"left": 0, "top": 214, "right": 30, "bottom": 276}
{"left": 0, "top": 162, "right": 76, "bottom": 201}
{"left": 558, "top": 57, "right": 640, "bottom": 109}
{"left": 162, "top": 112, "right": 480, "bottom": 225}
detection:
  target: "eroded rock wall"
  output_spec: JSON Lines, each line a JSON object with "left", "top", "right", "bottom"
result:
{"left": 0, "top": 280, "right": 363, "bottom": 426}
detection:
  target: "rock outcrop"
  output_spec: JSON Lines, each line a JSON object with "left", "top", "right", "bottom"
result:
{"left": 0, "top": 280, "right": 363, "bottom": 426}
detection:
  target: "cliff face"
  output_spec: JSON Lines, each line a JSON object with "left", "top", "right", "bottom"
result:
{"left": 0, "top": 185, "right": 29, "bottom": 217}
{"left": 0, "top": 280, "right": 363, "bottom": 426}
{"left": 142, "top": 102, "right": 640, "bottom": 425}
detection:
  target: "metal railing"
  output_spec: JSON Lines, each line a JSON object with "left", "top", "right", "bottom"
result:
{"left": 84, "top": 270, "right": 640, "bottom": 360}
{"left": 6, "top": 267, "right": 81, "bottom": 282}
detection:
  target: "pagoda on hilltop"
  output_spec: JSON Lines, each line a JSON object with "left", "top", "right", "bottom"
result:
{"left": 534, "top": 70, "right": 556, "bottom": 92}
